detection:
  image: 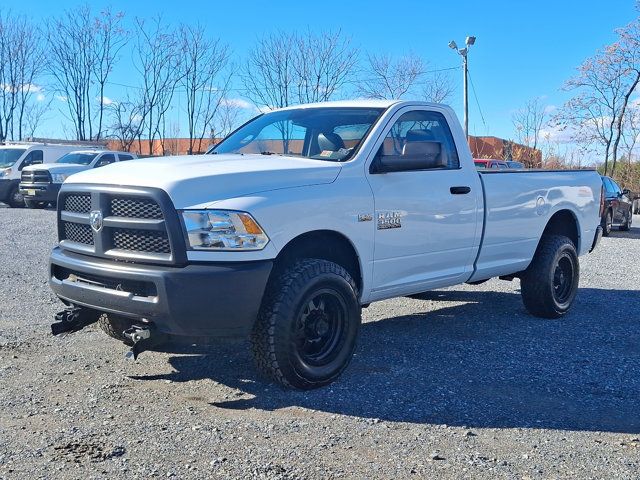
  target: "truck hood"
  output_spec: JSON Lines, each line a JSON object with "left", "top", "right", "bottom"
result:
{"left": 65, "top": 154, "right": 342, "bottom": 208}
{"left": 23, "top": 163, "right": 89, "bottom": 176}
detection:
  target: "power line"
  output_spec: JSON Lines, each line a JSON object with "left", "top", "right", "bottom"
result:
{"left": 467, "top": 67, "right": 487, "bottom": 129}
{"left": 105, "top": 65, "right": 462, "bottom": 94}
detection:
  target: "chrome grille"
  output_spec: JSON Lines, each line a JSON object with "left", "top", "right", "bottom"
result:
{"left": 63, "top": 222, "right": 94, "bottom": 245}
{"left": 110, "top": 198, "right": 163, "bottom": 219}
{"left": 112, "top": 229, "right": 171, "bottom": 253}
{"left": 21, "top": 170, "right": 50, "bottom": 183}
{"left": 64, "top": 194, "right": 91, "bottom": 213}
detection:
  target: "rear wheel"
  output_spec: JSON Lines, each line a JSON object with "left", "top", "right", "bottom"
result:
{"left": 98, "top": 314, "right": 133, "bottom": 345}
{"left": 251, "top": 259, "right": 361, "bottom": 390}
{"left": 601, "top": 210, "right": 613, "bottom": 236}
{"left": 520, "top": 235, "right": 579, "bottom": 319}
{"left": 7, "top": 185, "right": 25, "bottom": 208}
{"left": 620, "top": 209, "right": 632, "bottom": 231}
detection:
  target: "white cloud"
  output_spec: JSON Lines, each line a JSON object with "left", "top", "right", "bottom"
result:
{"left": 36, "top": 93, "right": 45, "bottom": 102}
{"left": 56, "top": 95, "right": 67, "bottom": 102}
{"left": 539, "top": 123, "right": 576, "bottom": 144}
{"left": 100, "top": 96, "right": 114, "bottom": 106}
{"left": 221, "top": 97, "right": 254, "bottom": 110}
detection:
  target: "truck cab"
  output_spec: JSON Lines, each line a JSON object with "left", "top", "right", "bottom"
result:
{"left": 20, "top": 150, "right": 137, "bottom": 208}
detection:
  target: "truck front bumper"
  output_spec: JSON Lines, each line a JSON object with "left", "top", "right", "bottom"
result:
{"left": 20, "top": 182, "right": 61, "bottom": 203}
{"left": 49, "top": 247, "right": 273, "bottom": 337}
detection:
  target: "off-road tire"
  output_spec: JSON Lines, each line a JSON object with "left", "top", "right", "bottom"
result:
{"left": 601, "top": 210, "right": 613, "bottom": 236}
{"left": 620, "top": 209, "right": 632, "bottom": 231}
{"left": 7, "top": 185, "right": 24, "bottom": 208}
{"left": 251, "top": 259, "right": 361, "bottom": 390}
{"left": 98, "top": 314, "right": 133, "bottom": 345}
{"left": 520, "top": 235, "right": 579, "bottom": 319}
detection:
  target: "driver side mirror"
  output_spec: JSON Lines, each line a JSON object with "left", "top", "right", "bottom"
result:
{"left": 622, "top": 188, "right": 630, "bottom": 196}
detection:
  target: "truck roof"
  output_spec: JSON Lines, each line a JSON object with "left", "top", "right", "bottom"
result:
{"left": 274, "top": 99, "right": 448, "bottom": 112}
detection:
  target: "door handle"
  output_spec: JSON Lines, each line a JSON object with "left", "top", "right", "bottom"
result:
{"left": 450, "top": 186, "right": 471, "bottom": 194}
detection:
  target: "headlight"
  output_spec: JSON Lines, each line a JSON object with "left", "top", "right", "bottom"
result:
{"left": 181, "top": 210, "right": 269, "bottom": 250}
{"left": 51, "top": 173, "right": 68, "bottom": 183}
{"left": 0, "top": 168, "right": 11, "bottom": 178}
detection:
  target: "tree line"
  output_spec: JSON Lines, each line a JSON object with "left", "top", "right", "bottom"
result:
{"left": 0, "top": 6, "right": 455, "bottom": 154}
{"left": 510, "top": 13, "right": 640, "bottom": 191}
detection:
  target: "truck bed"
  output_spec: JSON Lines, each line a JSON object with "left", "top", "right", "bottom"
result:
{"left": 469, "top": 169, "right": 602, "bottom": 282}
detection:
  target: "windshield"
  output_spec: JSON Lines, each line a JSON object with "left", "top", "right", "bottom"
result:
{"left": 56, "top": 152, "right": 98, "bottom": 165}
{"left": 211, "top": 107, "right": 385, "bottom": 162}
{"left": 0, "top": 148, "right": 26, "bottom": 168}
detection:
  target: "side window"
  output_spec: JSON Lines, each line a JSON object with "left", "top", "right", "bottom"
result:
{"left": 95, "top": 154, "right": 115, "bottom": 168}
{"left": 19, "top": 150, "right": 43, "bottom": 170}
{"left": 490, "top": 162, "right": 499, "bottom": 169}
{"left": 118, "top": 154, "right": 134, "bottom": 161}
{"left": 376, "top": 110, "right": 460, "bottom": 172}
{"left": 603, "top": 178, "right": 615, "bottom": 195}
{"left": 610, "top": 179, "right": 622, "bottom": 195}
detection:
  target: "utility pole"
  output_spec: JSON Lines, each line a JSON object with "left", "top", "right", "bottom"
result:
{"left": 449, "top": 36, "right": 476, "bottom": 139}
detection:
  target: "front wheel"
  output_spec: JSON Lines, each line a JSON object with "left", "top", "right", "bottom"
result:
{"left": 7, "top": 185, "right": 25, "bottom": 208}
{"left": 251, "top": 259, "right": 361, "bottom": 390}
{"left": 520, "top": 235, "right": 579, "bottom": 319}
{"left": 620, "top": 209, "right": 632, "bottom": 231}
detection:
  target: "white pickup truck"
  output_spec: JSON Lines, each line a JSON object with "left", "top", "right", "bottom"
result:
{"left": 49, "top": 100, "right": 603, "bottom": 389}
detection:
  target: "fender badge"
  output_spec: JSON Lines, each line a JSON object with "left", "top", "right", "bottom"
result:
{"left": 377, "top": 211, "right": 403, "bottom": 229}
{"left": 358, "top": 213, "right": 373, "bottom": 222}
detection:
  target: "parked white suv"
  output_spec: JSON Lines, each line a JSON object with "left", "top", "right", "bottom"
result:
{"left": 0, "top": 143, "right": 91, "bottom": 207}
{"left": 20, "top": 150, "right": 137, "bottom": 208}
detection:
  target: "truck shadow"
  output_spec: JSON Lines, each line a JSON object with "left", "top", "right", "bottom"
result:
{"left": 608, "top": 224, "right": 640, "bottom": 240}
{"left": 131, "top": 287, "right": 640, "bottom": 433}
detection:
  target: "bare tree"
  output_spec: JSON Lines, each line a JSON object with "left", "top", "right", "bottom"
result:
{"left": 420, "top": 70, "right": 455, "bottom": 104}
{"left": 242, "top": 30, "right": 357, "bottom": 110}
{"left": 132, "top": 16, "right": 183, "bottom": 155}
{"left": 291, "top": 29, "right": 358, "bottom": 104}
{"left": 0, "top": 11, "right": 46, "bottom": 141}
{"left": 48, "top": 6, "right": 126, "bottom": 140}
{"left": 47, "top": 6, "right": 95, "bottom": 140}
{"left": 93, "top": 9, "right": 127, "bottom": 139}
{"left": 210, "top": 97, "right": 243, "bottom": 141}
{"left": 22, "top": 97, "right": 52, "bottom": 139}
{"left": 555, "top": 18, "right": 640, "bottom": 175}
{"left": 512, "top": 97, "right": 548, "bottom": 167}
{"left": 242, "top": 32, "right": 296, "bottom": 109}
{"left": 179, "top": 24, "right": 231, "bottom": 154}
{"left": 357, "top": 53, "right": 424, "bottom": 99}
{"left": 107, "top": 97, "right": 144, "bottom": 151}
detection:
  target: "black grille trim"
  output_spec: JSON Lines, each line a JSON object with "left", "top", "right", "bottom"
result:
{"left": 111, "top": 229, "right": 171, "bottom": 254}
{"left": 63, "top": 222, "right": 94, "bottom": 245}
{"left": 21, "top": 170, "right": 51, "bottom": 184}
{"left": 110, "top": 197, "right": 164, "bottom": 219}
{"left": 57, "top": 185, "right": 186, "bottom": 266}
{"left": 64, "top": 194, "right": 92, "bottom": 214}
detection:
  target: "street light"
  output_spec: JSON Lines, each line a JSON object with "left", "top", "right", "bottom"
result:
{"left": 449, "top": 36, "right": 476, "bottom": 139}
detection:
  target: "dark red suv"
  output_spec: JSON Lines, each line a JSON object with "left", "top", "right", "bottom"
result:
{"left": 600, "top": 176, "right": 633, "bottom": 236}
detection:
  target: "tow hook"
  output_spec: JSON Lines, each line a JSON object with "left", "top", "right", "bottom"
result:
{"left": 51, "top": 307, "right": 98, "bottom": 336}
{"left": 123, "top": 326, "right": 152, "bottom": 361}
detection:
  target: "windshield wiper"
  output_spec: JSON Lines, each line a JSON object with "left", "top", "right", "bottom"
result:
{"left": 260, "top": 151, "right": 276, "bottom": 155}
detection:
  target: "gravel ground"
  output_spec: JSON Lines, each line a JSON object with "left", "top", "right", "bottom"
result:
{"left": 0, "top": 205, "right": 639, "bottom": 479}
